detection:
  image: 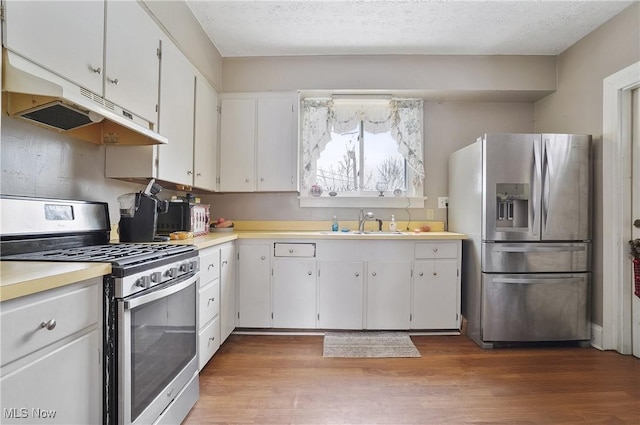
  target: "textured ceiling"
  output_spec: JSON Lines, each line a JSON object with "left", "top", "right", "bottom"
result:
{"left": 186, "top": 0, "right": 634, "bottom": 57}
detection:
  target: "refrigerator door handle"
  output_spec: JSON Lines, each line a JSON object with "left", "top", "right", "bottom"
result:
{"left": 532, "top": 141, "right": 542, "bottom": 237}
{"left": 491, "top": 245, "right": 586, "bottom": 253}
{"left": 542, "top": 139, "right": 551, "bottom": 230}
{"left": 492, "top": 277, "right": 585, "bottom": 285}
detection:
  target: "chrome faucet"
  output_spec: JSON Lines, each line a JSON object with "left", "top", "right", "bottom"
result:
{"left": 358, "top": 210, "right": 374, "bottom": 232}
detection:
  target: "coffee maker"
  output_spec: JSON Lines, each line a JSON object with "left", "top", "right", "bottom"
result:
{"left": 118, "top": 180, "right": 169, "bottom": 242}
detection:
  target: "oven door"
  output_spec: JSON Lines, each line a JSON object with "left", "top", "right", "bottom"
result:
{"left": 117, "top": 272, "right": 199, "bottom": 425}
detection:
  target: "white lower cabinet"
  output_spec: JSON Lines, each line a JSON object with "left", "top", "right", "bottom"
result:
{"left": 197, "top": 246, "right": 220, "bottom": 370}
{"left": 272, "top": 259, "right": 317, "bottom": 328}
{"left": 233, "top": 239, "right": 461, "bottom": 331}
{"left": 237, "top": 244, "right": 271, "bottom": 328}
{"left": 317, "top": 261, "right": 364, "bottom": 329}
{"left": 220, "top": 243, "right": 237, "bottom": 342}
{"left": 411, "top": 241, "right": 461, "bottom": 329}
{"left": 366, "top": 261, "right": 412, "bottom": 329}
{"left": 0, "top": 278, "right": 103, "bottom": 425}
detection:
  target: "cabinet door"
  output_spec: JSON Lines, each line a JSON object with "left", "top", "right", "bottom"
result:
{"left": 256, "top": 96, "right": 296, "bottom": 191}
{"left": 412, "top": 259, "right": 459, "bottom": 329}
{"left": 318, "top": 261, "right": 364, "bottom": 329}
{"left": 220, "top": 243, "right": 237, "bottom": 342}
{"left": 3, "top": 0, "right": 104, "bottom": 94}
{"left": 272, "top": 259, "right": 317, "bottom": 328}
{"left": 193, "top": 74, "right": 219, "bottom": 191}
{"left": 237, "top": 244, "right": 271, "bottom": 327}
{"left": 0, "top": 330, "right": 102, "bottom": 425}
{"left": 367, "top": 261, "right": 412, "bottom": 329}
{"left": 157, "top": 39, "right": 195, "bottom": 186}
{"left": 219, "top": 98, "right": 256, "bottom": 191}
{"left": 104, "top": 0, "right": 161, "bottom": 122}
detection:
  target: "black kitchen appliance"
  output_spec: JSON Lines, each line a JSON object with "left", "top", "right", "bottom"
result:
{"left": 118, "top": 180, "right": 169, "bottom": 242}
{"left": 156, "top": 194, "right": 210, "bottom": 237}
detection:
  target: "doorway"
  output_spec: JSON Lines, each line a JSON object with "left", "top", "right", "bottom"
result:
{"left": 602, "top": 61, "right": 640, "bottom": 357}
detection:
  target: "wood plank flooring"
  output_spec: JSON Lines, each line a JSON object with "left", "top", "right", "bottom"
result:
{"left": 184, "top": 334, "right": 640, "bottom": 424}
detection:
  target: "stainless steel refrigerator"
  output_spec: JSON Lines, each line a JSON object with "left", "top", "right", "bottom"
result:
{"left": 449, "top": 133, "right": 591, "bottom": 348}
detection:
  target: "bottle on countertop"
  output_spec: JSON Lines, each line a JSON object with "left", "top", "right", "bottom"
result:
{"left": 332, "top": 215, "right": 339, "bottom": 231}
{"left": 389, "top": 214, "right": 397, "bottom": 232}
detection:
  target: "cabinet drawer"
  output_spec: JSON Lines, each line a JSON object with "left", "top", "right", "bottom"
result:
{"left": 199, "top": 247, "right": 220, "bottom": 286}
{"left": 198, "top": 316, "right": 220, "bottom": 370}
{"left": 415, "top": 242, "right": 458, "bottom": 259}
{"left": 274, "top": 243, "right": 316, "bottom": 257}
{"left": 198, "top": 280, "right": 220, "bottom": 329}
{"left": 1, "top": 280, "right": 100, "bottom": 367}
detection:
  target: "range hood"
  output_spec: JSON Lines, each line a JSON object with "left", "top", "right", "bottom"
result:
{"left": 2, "top": 50, "right": 167, "bottom": 145}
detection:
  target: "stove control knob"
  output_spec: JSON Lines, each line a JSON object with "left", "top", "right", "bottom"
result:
{"left": 189, "top": 258, "right": 200, "bottom": 272}
{"left": 165, "top": 267, "right": 178, "bottom": 278}
{"left": 135, "top": 275, "right": 151, "bottom": 289}
{"left": 179, "top": 263, "right": 189, "bottom": 273}
{"left": 150, "top": 272, "right": 162, "bottom": 283}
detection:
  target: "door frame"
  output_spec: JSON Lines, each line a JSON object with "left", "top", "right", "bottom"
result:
{"left": 602, "top": 61, "right": 640, "bottom": 353}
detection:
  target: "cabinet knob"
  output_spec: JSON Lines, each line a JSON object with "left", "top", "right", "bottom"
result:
{"left": 260, "top": 177, "right": 264, "bottom": 182}
{"left": 308, "top": 271, "right": 312, "bottom": 275}
{"left": 433, "top": 248, "right": 438, "bottom": 252}
{"left": 419, "top": 272, "right": 424, "bottom": 277}
{"left": 355, "top": 272, "right": 360, "bottom": 277}
{"left": 372, "top": 272, "right": 377, "bottom": 277}
{"left": 433, "top": 272, "right": 438, "bottom": 276}
{"left": 109, "top": 78, "right": 119, "bottom": 85}
{"left": 40, "top": 319, "right": 57, "bottom": 331}
{"left": 209, "top": 336, "right": 215, "bottom": 343}
{"left": 245, "top": 178, "right": 250, "bottom": 182}
{"left": 208, "top": 297, "right": 215, "bottom": 303}
{"left": 92, "top": 67, "right": 102, "bottom": 75}
{"left": 289, "top": 249, "right": 294, "bottom": 254}
{"left": 197, "top": 172, "right": 202, "bottom": 177}
{"left": 222, "top": 260, "right": 228, "bottom": 266}
{"left": 208, "top": 263, "right": 215, "bottom": 270}
{"left": 187, "top": 170, "right": 193, "bottom": 175}
{"left": 261, "top": 256, "right": 266, "bottom": 260}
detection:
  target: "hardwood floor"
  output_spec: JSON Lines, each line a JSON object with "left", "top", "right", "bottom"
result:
{"left": 185, "top": 334, "right": 640, "bottom": 424}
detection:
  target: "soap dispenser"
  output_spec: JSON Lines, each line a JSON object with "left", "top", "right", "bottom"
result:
{"left": 389, "top": 214, "right": 397, "bottom": 232}
{"left": 332, "top": 215, "right": 339, "bottom": 231}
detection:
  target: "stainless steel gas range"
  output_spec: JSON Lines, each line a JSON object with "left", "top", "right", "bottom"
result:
{"left": 1, "top": 195, "right": 200, "bottom": 425}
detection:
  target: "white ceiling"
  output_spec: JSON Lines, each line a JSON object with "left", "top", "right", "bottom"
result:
{"left": 186, "top": 0, "right": 634, "bottom": 58}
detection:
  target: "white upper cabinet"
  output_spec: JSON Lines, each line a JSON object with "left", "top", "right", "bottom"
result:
{"left": 219, "top": 93, "right": 297, "bottom": 192}
{"left": 156, "top": 39, "right": 195, "bottom": 187}
{"left": 219, "top": 97, "right": 257, "bottom": 192}
{"left": 193, "top": 74, "right": 219, "bottom": 192}
{"left": 3, "top": 0, "right": 160, "bottom": 125}
{"left": 104, "top": 0, "right": 161, "bottom": 123}
{"left": 2, "top": 0, "right": 105, "bottom": 94}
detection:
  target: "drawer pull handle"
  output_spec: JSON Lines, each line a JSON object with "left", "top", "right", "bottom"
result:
{"left": 40, "top": 319, "right": 56, "bottom": 331}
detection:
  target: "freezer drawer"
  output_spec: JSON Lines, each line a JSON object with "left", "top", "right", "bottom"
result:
{"left": 482, "top": 273, "right": 590, "bottom": 342}
{"left": 482, "top": 242, "right": 590, "bottom": 273}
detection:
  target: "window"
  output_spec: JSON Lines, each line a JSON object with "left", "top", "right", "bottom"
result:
{"left": 316, "top": 124, "right": 407, "bottom": 195}
{"left": 300, "top": 97, "right": 425, "bottom": 207}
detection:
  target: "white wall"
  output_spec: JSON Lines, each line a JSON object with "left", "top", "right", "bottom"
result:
{"left": 534, "top": 2, "right": 640, "bottom": 326}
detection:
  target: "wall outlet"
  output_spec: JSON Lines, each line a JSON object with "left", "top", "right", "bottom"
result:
{"left": 438, "top": 197, "right": 449, "bottom": 209}
{"left": 426, "top": 209, "right": 434, "bottom": 220}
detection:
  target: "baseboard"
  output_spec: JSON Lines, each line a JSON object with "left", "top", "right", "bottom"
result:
{"left": 590, "top": 323, "right": 603, "bottom": 350}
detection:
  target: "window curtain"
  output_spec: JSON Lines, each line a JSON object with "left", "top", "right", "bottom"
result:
{"left": 300, "top": 98, "right": 424, "bottom": 190}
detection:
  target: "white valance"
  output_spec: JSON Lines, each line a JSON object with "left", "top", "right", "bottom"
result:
{"left": 301, "top": 98, "right": 424, "bottom": 189}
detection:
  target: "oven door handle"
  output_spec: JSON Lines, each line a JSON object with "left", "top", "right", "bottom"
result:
{"left": 124, "top": 273, "right": 197, "bottom": 310}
